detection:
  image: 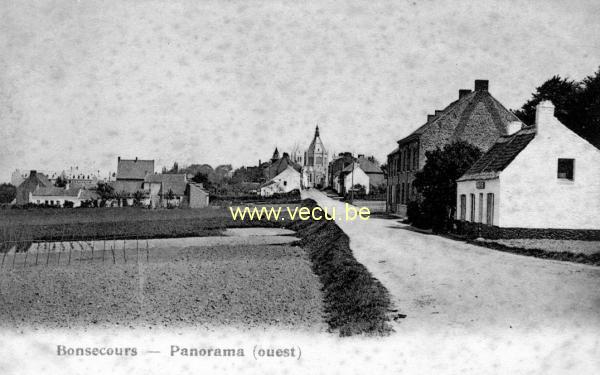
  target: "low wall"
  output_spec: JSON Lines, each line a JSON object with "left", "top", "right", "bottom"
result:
{"left": 453, "top": 220, "right": 600, "bottom": 240}
{"left": 351, "top": 200, "right": 386, "bottom": 213}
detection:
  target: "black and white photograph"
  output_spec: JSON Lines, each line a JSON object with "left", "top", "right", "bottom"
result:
{"left": 0, "top": 0, "right": 599, "bottom": 374}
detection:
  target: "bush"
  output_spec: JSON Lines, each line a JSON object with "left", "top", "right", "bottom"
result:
{"left": 63, "top": 201, "right": 74, "bottom": 208}
{"left": 407, "top": 200, "right": 430, "bottom": 229}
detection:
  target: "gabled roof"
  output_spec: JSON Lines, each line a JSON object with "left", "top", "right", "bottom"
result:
{"left": 458, "top": 127, "right": 536, "bottom": 181}
{"left": 357, "top": 157, "right": 383, "bottom": 174}
{"left": 116, "top": 159, "right": 154, "bottom": 180}
{"left": 396, "top": 88, "right": 520, "bottom": 146}
{"left": 145, "top": 173, "right": 187, "bottom": 195}
{"left": 263, "top": 155, "right": 301, "bottom": 180}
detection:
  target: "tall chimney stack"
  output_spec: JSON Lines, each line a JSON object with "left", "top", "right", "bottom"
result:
{"left": 535, "top": 100, "right": 555, "bottom": 134}
{"left": 427, "top": 114, "right": 435, "bottom": 122}
{"left": 474, "top": 80, "right": 489, "bottom": 91}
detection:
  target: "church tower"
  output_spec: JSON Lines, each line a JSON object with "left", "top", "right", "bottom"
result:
{"left": 303, "top": 125, "right": 328, "bottom": 188}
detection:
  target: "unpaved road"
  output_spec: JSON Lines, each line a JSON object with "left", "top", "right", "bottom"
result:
{"left": 303, "top": 189, "right": 600, "bottom": 334}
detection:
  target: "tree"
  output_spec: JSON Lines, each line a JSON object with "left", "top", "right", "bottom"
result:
{"left": 0, "top": 183, "right": 17, "bottom": 204}
{"left": 192, "top": 172, "right": 212, "bottom": 190}
{"left": 164, "top": 189, "right": 175, "bottom": 201}
{"left": 96, "top": 182, "right": 115, "bottom": 202}
{"left": 412, "top": 141, "right": 482, "bottom": 232}
{"left": 54, "top": 175, "right": 68, "bottom": 188}
{"left": 133, "top": 190, "right": 145, "bottom": 206}
{"left": 514, "top": 68, "right": 600, "bottom": 148}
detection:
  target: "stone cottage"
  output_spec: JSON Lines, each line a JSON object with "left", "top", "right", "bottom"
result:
{"left": 387, "top": 79, "right": 521, "bottom": 216}
{"left": 457, "top": 101, "right": 600, "bottom": 230}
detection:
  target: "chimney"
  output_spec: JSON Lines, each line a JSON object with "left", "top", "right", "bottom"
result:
{"left": 474, "top": 80, "right": 489, "bottom": 91}
{"left": 427, "top": 114, "right": 435, "bottom": 122}
{"left": 435, "top": 110, "right": 444, "bottom": 116}
{"left": 459, "top": 89, "right": 472, "bottom": 99}
{"left": 118, "top": 156, "right": 121, "bottom": 161}
{"left": 135, "top": 157, "right": 138, "bottom": 162}
{"left": 506, "top": 121, "right": 522, "bottom": 136}
{"left": 30, "top": 170, "right": 37, "bottom": 178}
{"left": 535, "top": 100, "right": 555, "bottom": 133}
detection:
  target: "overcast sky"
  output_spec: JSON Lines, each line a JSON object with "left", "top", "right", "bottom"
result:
{"left": 1, "top": 0, "right": 599, "bottom": 182}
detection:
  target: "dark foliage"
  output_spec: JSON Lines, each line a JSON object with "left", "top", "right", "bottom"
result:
{"left": 514, "top": 68, "right": 600, "bottom": 148}
{"left": 54, "top": 176, "right": 68, "bottom": 188}
{"left": 412, "top": 141, "right": 482, "bottom": 232}
{"left": 0, "top": 183, "right": 16, "bottom": 204}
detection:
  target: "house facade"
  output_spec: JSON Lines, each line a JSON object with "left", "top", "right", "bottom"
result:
{"left": 328, "top": 152, "right": 354, "bottom": 189}
{"left": 339, "top": 163, "right": 371, "bottom": 195}
{"left": 143, "top": 173, "right": 188, "bottom": 208}
{"left": 29, "top": 186, "right": 99, "bottom": 207}
{"left": 187, "top": 182, "right": 210, "bottom": 208}
{"left": 260, "top": 166, "right": 301, "bottom": 196}
{"left": 387, "top": 79, "right": 521, "bottom": 216}
{"left": 456, "top": 101, "right": 600, "bottom": 230}
{"left": 303, "top": 126, "right": 328, "bottom": 188}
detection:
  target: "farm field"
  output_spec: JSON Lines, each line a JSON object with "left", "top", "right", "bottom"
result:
{"left": 0, "top": 204, "right": 302, "bottom": 242}
{"left": 0, "top": 231, "right": 325, "bottom": 331}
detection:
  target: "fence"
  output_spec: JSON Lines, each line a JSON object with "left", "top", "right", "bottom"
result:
{"left": 0, "top": 236, "right": 151, "bottom": 270}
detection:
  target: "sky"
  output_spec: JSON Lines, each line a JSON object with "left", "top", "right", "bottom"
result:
{"left": 1, "top": 0, "right": 599, "bottom": 182}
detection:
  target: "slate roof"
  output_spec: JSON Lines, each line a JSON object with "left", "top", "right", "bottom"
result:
{"left": 396, "top": 89, "right": 520, "bottom": 145}
{"left": 458, "top": 127, "right": 536, "bottom": 181}
{"left": 32, "top": 186, "right": 80, "bottom": 197}
{"left": 145, "top": 173, "right": 187, "bottom": 196}
{"left": 263, "top": 155, "right": 301, "bottom": 180}
{"left": 110, "top": 180, "right": 144, "bottom": 195}
{"left": 116, "top": 159, "right": 154, "bottom": 180}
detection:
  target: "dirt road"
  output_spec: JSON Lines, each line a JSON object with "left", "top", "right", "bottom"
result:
{"left": 302, "top": 189, "right": 600, "bottom": 334}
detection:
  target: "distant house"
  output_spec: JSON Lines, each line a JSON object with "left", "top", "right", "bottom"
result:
{"left": 356, "top": 155, "right": 384, "bottom": 189}
{"left": 328, "top": 152, "right": 354, "bottom": 189}
{"left": 29, "top": 186, "right": 99, "bottom": 207}
{"left": 456, "top": 101, "right": 600, "bottom": 230}
{"left": 260, "top": 166, "right": 301, "bottom": 197}
{"left": 339, "top": 163, "right": 371, "bottom": 195}
{"left": 187, "top": 182, "right": 210, "bottom": 208}
{"left": 263, "top": 150, "right": 301, "bottom": 181}
{"left": 387, "top": 80, "right": 521, "bottom": 216}
{"left": 110, "top": 157, "right": 155, "bottom": 205}
{"left": 143, "top": 173, "right": 188, "bottom": 208}
{"left": 15, "top": 170, "right": 52, "bottom": 205}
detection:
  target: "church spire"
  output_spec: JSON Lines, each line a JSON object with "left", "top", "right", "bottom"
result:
{"left": 315, "top": 125, "right": 320, "bottom": 137}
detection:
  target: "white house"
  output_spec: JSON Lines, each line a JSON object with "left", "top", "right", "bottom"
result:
{"left": 29, "top": 186, "right": 98, "bottom": 207}
{"left": 456, "top": 101, "right": 600, "bottom": 230}
{"left": 340, "top": 163, "right": 371, "bottom": 195}
{"left": 260, "top": 166, "right": 301, "bottom": 196}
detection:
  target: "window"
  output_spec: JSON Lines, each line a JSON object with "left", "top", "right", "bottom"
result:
{"left": 486, "top": 193, "right": 494, "bottom": 225}
{"left": 283, "top": 181, "right": 287, "bottom": 186}
{"left": 557, "top": 158, "right": 574, "bottom": 180}
{"left": 460, "top": 195, "right": 466, "bottom": 220}
{"left": 470, "top": 194, "right": 475, "bottom": 222}
{"left": 400, "top": 183, "right": 405, "bottom": 204}
{"left": 413, "top": 148, "right": 419, "bottom": 170}
{"left": 478, "top": 193, "right": 483, "bottom": 223}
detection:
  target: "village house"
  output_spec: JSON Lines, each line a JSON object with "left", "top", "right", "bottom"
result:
{"left": 15, "top": 170, "right": 52, "bottom": 205}
{"left": 263, "top": 149, "right": 301, "bottom": 181}
{"left": 143, "top": 173, "right": 188, "bottom": 208}
{"left": 186, "top": 182, "right": 210, "bottom": 208}
{"left": 328, "top": 152, "right": 354, "bottom": 190}
{"left": 110, "top": 157, "right": 155, "bottom": 205}
{"left": 29, "top": 186, "right": 99, "bottom": 207}
{"left": 303, "top": 126, "right": 328, "bottom": 188}
{"left": 387, "top": 79, "right": 521, "bottom": 216}
{"left": 260, "top": 165, "right": 301, "bottom": 197}
{"left": 456, "top": 101, "right": 600, "bottom": 230}
{"left": 338, "top": 162, "right": 371, "bottom": 195}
